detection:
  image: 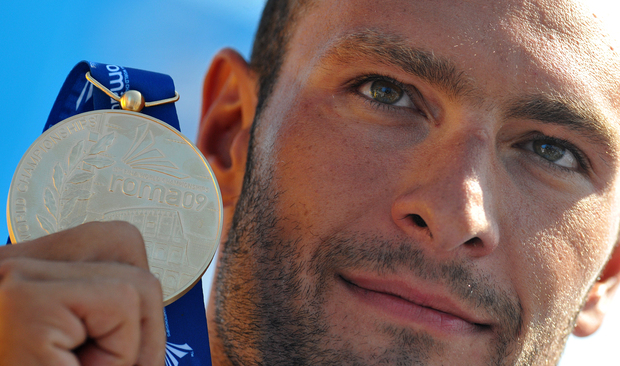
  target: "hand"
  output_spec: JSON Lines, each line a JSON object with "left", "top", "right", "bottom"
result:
{"left": 0, "top": 221, "right": 165, "bottom": 366}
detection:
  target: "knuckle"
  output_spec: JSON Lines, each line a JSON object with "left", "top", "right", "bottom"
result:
{"left": 82, "top": 220, "right": 142, "bottom": 243}
{"left": 134, "top": 269, "right": 164, "bottom": 305}
{"left": 0, "top": 258, "right": 27, "bottom": 278}
{"left": 108, "top": 221, "right": 148, "bottom": 264}
{"left": 142, "top": 270, "right": 160, "bottom": 289}
{"left": 144, "top": 272, "right": 164, "bottom": 303}
{"left": 113, "top": 220, "right": 142, "bottom": 240}
{"left": 115, "top": 281, "right": 141, "bottom": 305}
{"left": 80, "top": 221, "right": 148, "bottom": 267}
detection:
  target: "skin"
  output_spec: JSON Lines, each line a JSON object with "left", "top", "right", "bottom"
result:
{"left": 2, "top": 0, "right": 620, "bottom": 365}
{"left": 0, "top": 222, "right": 165, "bottom": 366}
{"left": 199, "top": 0, "right": 620, "bottom": 365}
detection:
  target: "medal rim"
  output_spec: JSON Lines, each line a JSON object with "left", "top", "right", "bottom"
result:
{"left": 7, "top": 110, "right": 223, "bottom": 305}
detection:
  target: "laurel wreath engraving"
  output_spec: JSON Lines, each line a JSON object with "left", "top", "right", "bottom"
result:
{"left": 37, "top": 132, "right": 116, "bottom": 234}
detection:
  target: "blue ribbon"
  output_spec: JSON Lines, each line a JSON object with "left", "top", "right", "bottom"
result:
{"left": 17, "top": 61, "right": 212, "bottom": 366}
{"left": 44, "top": 61, "right": 180, "bottom": 131}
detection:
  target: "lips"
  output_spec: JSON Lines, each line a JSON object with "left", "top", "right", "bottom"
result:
{"left": 339, "top": 274, "right": 491, "bottom": 335}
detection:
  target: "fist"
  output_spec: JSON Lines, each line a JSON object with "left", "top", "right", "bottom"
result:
{"left": 0, "top": 221, "right": 166, "bottom": 366}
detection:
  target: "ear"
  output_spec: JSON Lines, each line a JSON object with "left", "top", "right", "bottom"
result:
{"left": 572, "top": 244, "right": 620, "bottom": 337}
{"left": 197, "top": 48, "right": 257, "bottom": 208}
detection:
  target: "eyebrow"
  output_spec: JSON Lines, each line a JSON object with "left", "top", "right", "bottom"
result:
{"left": 322, "top": 29, "right": 476, "bottom": 99}
{"left": 505, "top": 95, "right": 615, "bottom": 146}
{"left": 322, "top": 29, "right": 616, "bottom": 147}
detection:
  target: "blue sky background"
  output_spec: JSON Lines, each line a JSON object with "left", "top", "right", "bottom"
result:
{"left": 0, "top": 1, "right": 617, "bottom": 364}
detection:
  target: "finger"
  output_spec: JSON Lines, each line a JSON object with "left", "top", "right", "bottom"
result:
{"left": 0, "top": 278, "right": 83, "bottom": 366}
{"left": 0, "top": 221, "right": 165, "bottom": 366}
{"left": 1, "top": 221, "right": 149, "bottom": 269}
{"left": 0, "top": 273, "right": 141, "bottom": 366}
{"left": 0, "top": 258, "right": 166, "bottom": 366}
{"left": 71, "top": 281, "right": 141, "bottom": 366}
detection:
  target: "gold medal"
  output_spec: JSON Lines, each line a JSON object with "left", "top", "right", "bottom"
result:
{"left": 7, "top": 110, "right": 223, "bottom": 305}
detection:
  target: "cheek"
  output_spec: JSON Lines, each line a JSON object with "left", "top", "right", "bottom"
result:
{"left": 505, "top": 193, "right": 617, "bottom": 328}
{"left": 265, "top": 97, "right": 400, "bottom": 239}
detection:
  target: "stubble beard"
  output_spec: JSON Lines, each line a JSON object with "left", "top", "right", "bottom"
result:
{"left": 213, "top": 145, "right": 578, "bottom": 366}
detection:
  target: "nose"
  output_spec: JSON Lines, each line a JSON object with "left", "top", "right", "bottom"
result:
{"left": 391, "top": 131, "right": 500, "bottom": 257}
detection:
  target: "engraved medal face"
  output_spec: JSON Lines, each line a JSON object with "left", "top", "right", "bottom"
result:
{"left": 7, "top": 110, "right": 223, "bottom": 305}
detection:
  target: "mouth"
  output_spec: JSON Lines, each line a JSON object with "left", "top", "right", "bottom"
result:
{"left": 338, "top": 274, "right": 492, "bottom": 335}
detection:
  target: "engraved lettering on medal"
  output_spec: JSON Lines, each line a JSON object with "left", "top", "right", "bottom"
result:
{"left": 109, "top": 173, "right": 207, "bottom": 211}
{"left": 8, "top": 111, "right": 222, "bottom": 304}
{"left": 13, "top": 197, "right": 30, "bottom": 241}
{"left": 16, "top": 115, "right": 100, "bottom": 194}
{"left": 106, "top": 123, "right": 124, "bottom": 131}
{"left": 112, "top": 167, "right": 209, "bottom": 192}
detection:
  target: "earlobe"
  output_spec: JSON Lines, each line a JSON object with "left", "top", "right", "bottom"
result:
{"left": 197, "top": 48, "right": 257, "bottom": 208}
{"left": 573, "top": 244, "right": 620, "bottom": 337}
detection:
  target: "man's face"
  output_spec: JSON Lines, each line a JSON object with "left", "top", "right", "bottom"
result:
{"left": 214, "top": 0, "right": 620, "bottom": 364}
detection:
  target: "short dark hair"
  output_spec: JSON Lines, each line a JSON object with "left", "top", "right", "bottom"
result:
{"left": 249, "top": 0, "right": 313, "bottom": 118}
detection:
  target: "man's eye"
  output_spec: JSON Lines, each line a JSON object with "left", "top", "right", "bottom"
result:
{"left": 524, "top": 139, "right": 579, "bottom": 169}
{"left": 359, "top": 79, "right": 414, "bottom": 108}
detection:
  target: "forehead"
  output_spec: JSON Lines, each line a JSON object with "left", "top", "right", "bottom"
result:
{"left": 283, "top": 0, "right": 620, "bottom": 131}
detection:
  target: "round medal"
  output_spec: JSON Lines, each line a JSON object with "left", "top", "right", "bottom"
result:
{"left": 7, "top": 110, "right": 223, "bottom": 305}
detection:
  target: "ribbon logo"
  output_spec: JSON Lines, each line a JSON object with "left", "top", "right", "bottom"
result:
{"left": 165, "top": 342, "right": 193, "bottom": 366}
